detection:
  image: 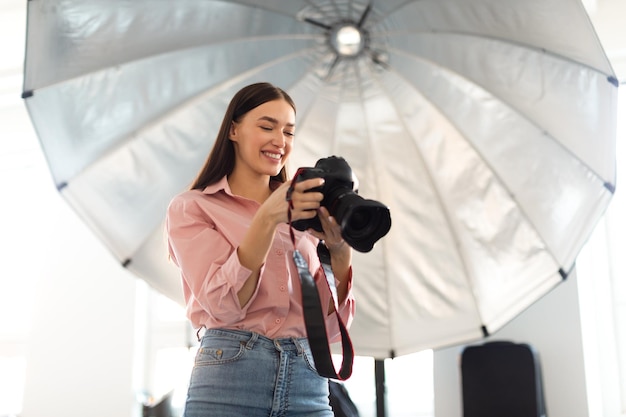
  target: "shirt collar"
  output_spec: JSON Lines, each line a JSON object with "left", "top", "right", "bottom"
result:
{"left": 202, "top": 175, "right": 283, "bottom": 197}
{"left": 201, "top": 176, "right": 232, "bottom": 196}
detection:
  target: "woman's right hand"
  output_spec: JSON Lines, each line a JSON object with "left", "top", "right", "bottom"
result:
{"left": 236, "top": 177, "right": 326, "bottom": 305}
{"left": 263, "top": 178, "right": 326, "bottom": 226}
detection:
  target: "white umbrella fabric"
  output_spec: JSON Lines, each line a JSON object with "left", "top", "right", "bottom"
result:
{"left": 23, "top": 0, "right": 617, "bottom": 358}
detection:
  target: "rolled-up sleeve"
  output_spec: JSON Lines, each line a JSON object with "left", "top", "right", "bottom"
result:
{"left": 166, "top": 194, "right": 259, "bottom": 326}
{"left": 167, "top": 181, "right": 357, "bottom": 340}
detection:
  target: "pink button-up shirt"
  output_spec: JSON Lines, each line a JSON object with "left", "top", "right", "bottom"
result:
{"left": 166, "top": 176, "right": 355, "bottom": 342}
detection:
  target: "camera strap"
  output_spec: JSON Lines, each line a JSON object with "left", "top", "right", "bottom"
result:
{"left": 286, "top": 176, "right": 354, "bottom": 381}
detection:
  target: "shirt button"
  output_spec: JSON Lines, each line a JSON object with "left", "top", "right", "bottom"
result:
{"left": 275, "top": 318, "right": 281, "bottom": 324}
{"left": 276, "top": 249, "right": 284, "bottom": 255}
{"left": 279, "top": 285, "right": 286, "bottom": 291}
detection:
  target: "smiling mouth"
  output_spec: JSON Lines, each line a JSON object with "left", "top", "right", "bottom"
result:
{"left": 263, "top": 151, "right": 282, "bottom": 160}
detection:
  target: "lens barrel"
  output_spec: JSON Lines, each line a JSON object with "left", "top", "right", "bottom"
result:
{"left": 290, "top": 156, "right": 391, "bottom": 252}
{"left": 333, "top": 194, "right": 391, "bottom": 252}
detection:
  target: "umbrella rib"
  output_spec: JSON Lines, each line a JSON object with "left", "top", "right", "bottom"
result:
{"left": 372, "top": 0, "right": 618, "bottom": 81}
{"left": 288, "top": 59, "right": 332, "bottom": 132}
{"left": 386, "top": 43, "right": 616, "bottom": 190}
{"left": 369, "top": 66, "right": 484, "bottom": 323}
{"left": 43, "top": 46, "right": 323, "bottom": 187}
{"left": 377, "top": 51, "right": 565, "bottom": 284}
{"left": 302, "top": 0, "right": 341, "bottom": 24}
{"left": 352, "top": 61, "right": 399, "bottom": 355}
{"left": 227, "top": 1, "right": 314, "bottom": 22}
{"left": 370, "top": 0, "right": 416, "bottom": 24}
{"left": 304, "top": 18, "right": 332, "bottom": 30}
{"left": 333, "top": 60, "right": 397, "bottom": 356}
{"left": 381, "top": 28, "right": 617, "bottom": 81}
{"left": 24, "top": 33, "right": 323, "bottom": 95}
{"left": 325, "top": 55, "right": 341, "bottom": 81}
{"left": 327, "top": 0, "right": 344, "bottom": 20}
{"left": 367, "top": 57, "right": 596, "bottom": 333}
{"left": 333, "top": 59, "right": 351, "bottom": 154}
{"left": 357, "top": 3, "right": 372, "bottom": 28}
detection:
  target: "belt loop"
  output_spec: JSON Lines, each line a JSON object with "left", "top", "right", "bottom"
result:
{"left": 195, "top": 326, "right": 206, "bottom": 342}
{"left": 293, "top": 338, "right": 305, "bottom": 356}
{"left": 245, "top": 332, "right": 259, "bottom": 350}
{"left": 274, "top": 339, "right": 284, "bottom": 352}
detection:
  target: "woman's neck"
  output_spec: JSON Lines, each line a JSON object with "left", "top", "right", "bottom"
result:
{"left": 227, "top": 171, "right": 271, "bottom": 203}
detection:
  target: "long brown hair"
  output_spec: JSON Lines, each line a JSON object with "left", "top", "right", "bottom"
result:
{"left": 190, "top": 82, "right": 296, "bottom": 190}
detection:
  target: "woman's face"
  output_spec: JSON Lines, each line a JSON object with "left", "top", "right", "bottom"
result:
{"left": 230, "top": 99, "right": 296, "bottom": 178}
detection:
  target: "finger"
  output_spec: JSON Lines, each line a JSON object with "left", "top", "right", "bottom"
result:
{"left": 321, "top": 216, "right": 343, "bottom": 242}
{"left": 307, "top": 228, "right": 325, "bottom": 240}
{"left": 291, "top": 191, "right": 323, "bottom": 206}
{"left": 317, "top": 207, "right": 336, "bottom": 228}
{"left": 295, "top": 177, "right": 325, "bottom": 192}
{"left": 292, "top": 201, "right": 322, "bottom": 212}
{"left": 293, "top": 209, "right": 318, "bottom": 221}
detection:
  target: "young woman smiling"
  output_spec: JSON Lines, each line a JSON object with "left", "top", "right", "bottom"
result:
{"left": 166, "top": 82, "right": 355, "bottom": 417}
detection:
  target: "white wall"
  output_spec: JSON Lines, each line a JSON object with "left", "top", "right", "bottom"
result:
{"left": 17, "top": 187, "right": 140, "bottom": 417}
{"left": 0, "top": 3, "right": 145, "bottom": 416}
{"left": 589, "top": 0, "right": 626, "bottom": 78}
{"left": 576, "top": 219, "right": 624, "bottom": 417}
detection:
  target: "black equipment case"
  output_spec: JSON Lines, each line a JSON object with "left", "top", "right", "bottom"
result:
{"left": 461, "top": 341, "right": 547, "bottom": 417}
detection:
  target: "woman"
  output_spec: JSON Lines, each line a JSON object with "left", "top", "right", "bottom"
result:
{"left": 166, "top": 82, "right": 355, "bottom": 417}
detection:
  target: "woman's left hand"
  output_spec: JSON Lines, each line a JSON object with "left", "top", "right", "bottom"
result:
{"left": 307, "top": 207, "right": 346, "bottom": 253}
{"left": 309, "top": 207, "right": 352, "bottom": 312}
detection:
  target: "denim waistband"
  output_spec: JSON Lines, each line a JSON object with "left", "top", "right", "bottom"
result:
{"left": 203, "top": 328, "right": 310, "bottom": 354}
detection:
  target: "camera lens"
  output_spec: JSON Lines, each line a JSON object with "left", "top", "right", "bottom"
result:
{"left": 347, "top": 208, "right": 371, "bottom": 232}
{"left": 290, "top": 155, "right": 391, "bottom": 251}
{"left": 334, "top": 195, "right": 391, "bottom": 252}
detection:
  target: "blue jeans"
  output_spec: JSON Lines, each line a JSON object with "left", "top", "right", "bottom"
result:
{"left": 183, "top": 328, "right": 333, "bottom": 417}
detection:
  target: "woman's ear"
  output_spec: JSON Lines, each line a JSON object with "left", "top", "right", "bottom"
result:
{"left": 229, "top": 121, "right": 238, "bottom": 142}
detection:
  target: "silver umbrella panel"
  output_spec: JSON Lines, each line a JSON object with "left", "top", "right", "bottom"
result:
{"left": 22, "top": 0, "right": 617, "bottom": 358}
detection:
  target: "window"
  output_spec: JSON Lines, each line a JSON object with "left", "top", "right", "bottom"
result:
{"left": 576, "top": 82, "right": 626, "bottom": 416}
{"left": 337, "top": 352, "right": 435, "bottom": 417}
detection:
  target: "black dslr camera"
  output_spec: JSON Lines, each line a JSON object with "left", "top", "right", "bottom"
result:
{"left": 291, "top": 156, "right": 391, "bottom": 253}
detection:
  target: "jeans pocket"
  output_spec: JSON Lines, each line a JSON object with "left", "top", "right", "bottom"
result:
{"left": 195, "top": 339, "right": 246, "bottom": 366}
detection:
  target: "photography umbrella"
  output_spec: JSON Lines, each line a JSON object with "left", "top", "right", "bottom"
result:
{"left": 23, "top": 0, "right": 617, "bottom": 358}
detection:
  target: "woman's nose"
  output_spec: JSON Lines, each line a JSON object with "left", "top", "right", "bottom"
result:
{"left": 273, "top": 132, "right": 286, "bottom": 147}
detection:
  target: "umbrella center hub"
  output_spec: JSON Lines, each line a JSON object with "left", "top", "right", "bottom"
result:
{"left": 330, "top": 23, "right": 365, "bottom": 57}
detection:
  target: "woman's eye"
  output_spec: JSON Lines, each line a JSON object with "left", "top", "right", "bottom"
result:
{"left": 260, "top": 126, "right": 272, "bottom": 131}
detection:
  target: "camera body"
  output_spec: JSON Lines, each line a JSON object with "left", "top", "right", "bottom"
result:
{"left": 291, "top": 156, "right": 391, "bottom": 253}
